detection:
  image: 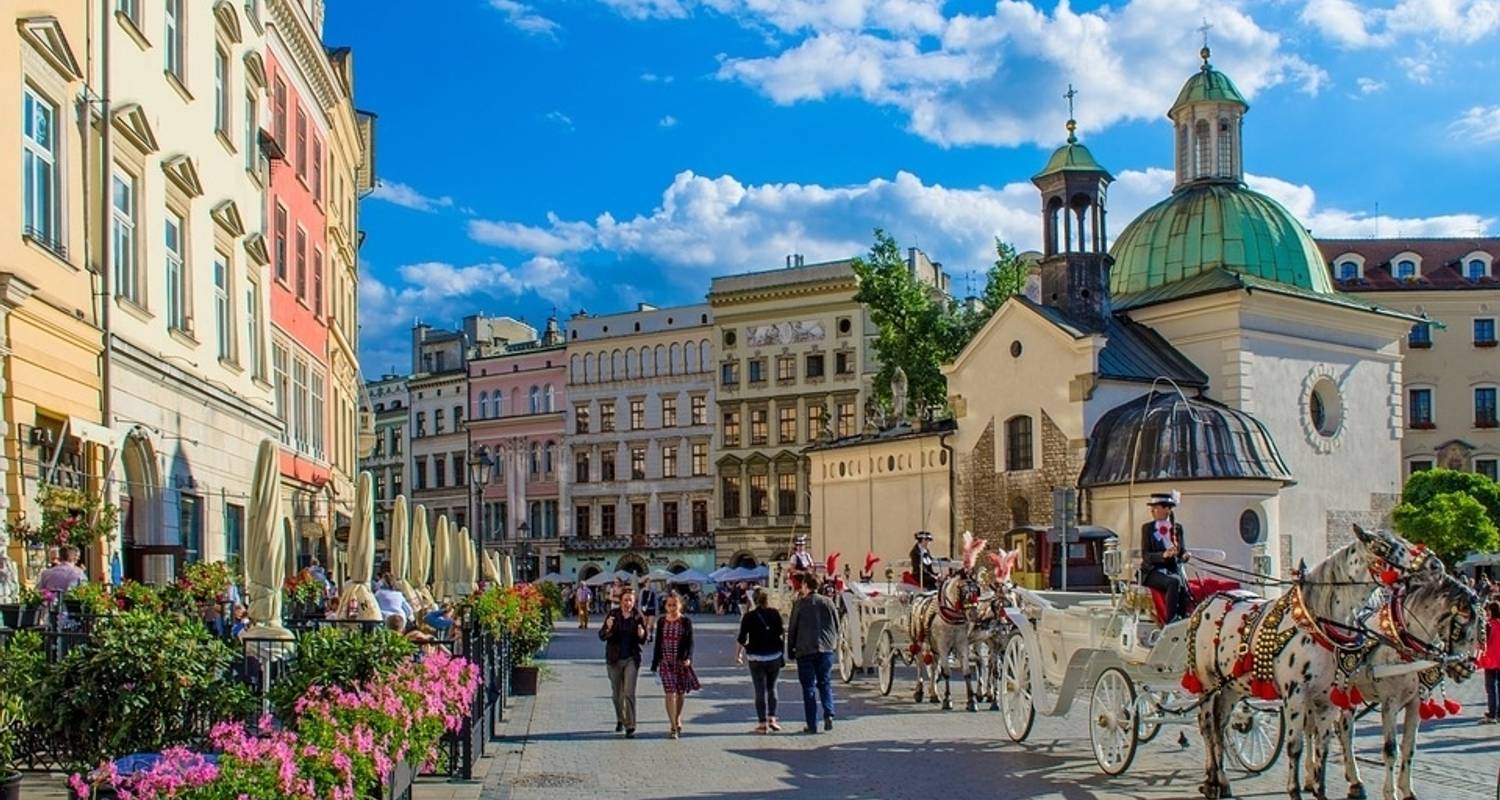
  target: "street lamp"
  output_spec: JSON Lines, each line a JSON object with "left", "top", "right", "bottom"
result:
{"left": 468, "top": 450, "right": 495, "bottom": 550}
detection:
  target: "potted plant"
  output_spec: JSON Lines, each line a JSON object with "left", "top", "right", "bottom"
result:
{"left": 0, "top": 692, "right": 22, "bottom": 800}
{"left": 283, "top": 570, "right": 326, "bottom": 619}
{"left": 8, "top": 483, "right": 119, "bottom": 552}
{"left": 471, "top": 584, "right": 552, "bottom": 695}
{"left": 0, "top": 586, "right": 44, "bottom": 630}
{"left": 64, "top": 581, "right": 113, "bottom": 618}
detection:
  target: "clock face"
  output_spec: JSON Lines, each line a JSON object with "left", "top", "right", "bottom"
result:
{"left": 1238, "top": 509, "right": 1261, "bottom": 545}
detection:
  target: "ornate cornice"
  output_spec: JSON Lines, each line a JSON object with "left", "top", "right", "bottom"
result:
{"left": 265, "top": 0, "right": 338, "bottom": 111}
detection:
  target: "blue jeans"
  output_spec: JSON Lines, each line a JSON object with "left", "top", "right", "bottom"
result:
{"left": 796, "top": 652, "right": 834, "bottom": 729}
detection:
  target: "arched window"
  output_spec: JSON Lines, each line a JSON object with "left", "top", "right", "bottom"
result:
{"left": 544, "top": 384, "right": 555, "bottom": 412}
{"left": 1176, "top": 123, "right": 1189, "bottom": 183}
{"left": 1468, "top": 259, "right": 1489, "bottom": 281}
{"left": 1338, "top": 261, "right": 1359, "bottom": 281}
{"left": 654, "top": 345, "right": 665, "bottom": 377}
{"left": 700, "top": 340, "right": 711, "bottom": 372}
{"left": 529, "top": 385, "right": 540, "bottom": 414}
{"left": 479, "top": 391, "right": 490, "bottom": 419}
{"left": 1193, "top": 119, "right": 1211, "bottom": 179}
{"left": 569, "top": 354, "right": 580, "bottom": 383}
{"left": 686, "top": 341, "right": 698, "bottom": 373}
{"left": 1396, "top": 259, "right": 1417, "bottom": 280}
{"left": 1216, "top": 117, "right": 1234, "bottom": 177}
{"left": 544, "top": 439, "right": 555, "bottom": 473}
{"left": 584, "top": 352, "right": 596, "bottom": 383}
{"left": 669, "top": 342, "right": 681, "bottom": 375}
{"left": 530, "top": 442, "right": 540, "bottom": 475}
{"left": 1005, "top": 415, "right": 1034, "bottom": 471}
{"left": 612, "top": 349, "right": 624, "bottom": 379}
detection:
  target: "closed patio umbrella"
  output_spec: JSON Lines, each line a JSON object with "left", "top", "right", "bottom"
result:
{"left": 336, "top": 473, "right": 382, "bottom": 621}
{"left": 431, "top": 515, "right": 453, "bottom": 600}
{"left": 243, "top": 439, "right": 291, "bottom": 641}
{"left": 409, "top": 505, "right": 434, "bottom": 609}
{"left": 500, "top": 554, "right": 515, "bottom": 588}
{"left": 389, "top": 495, "right": 415, "bottom": 606}
{"left": 451, "top": 526, "right": 476, "bottom": 597}
{"left": 481, "top": 548, "right": 500, "bottom": 585}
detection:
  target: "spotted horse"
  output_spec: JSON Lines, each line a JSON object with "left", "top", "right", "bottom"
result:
{"left": 906, "top": 532, "right": 988, "bottom": 711}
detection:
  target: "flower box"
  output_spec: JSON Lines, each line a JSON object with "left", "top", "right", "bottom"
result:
{"left": 0, "top": 604, "right": 41, "bottom": 629}
{"left": 1410, "top": 421, "right": 1436, "bottom": 430}
{"left": 384, "top": 758, "right": 414, "bottom": 800}
{"left": 0, "top": 772, "right": 21, "bottom": 800}
{"left": 511, "top": 664, "right": 539, "bottom": 696}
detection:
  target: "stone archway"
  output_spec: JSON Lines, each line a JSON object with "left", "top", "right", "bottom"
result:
{"left": 119, "top": 430, "right": 161, "bottom": 581}
{"left": 578, "top": 563, "right": 603, "bottom": 582}
{"left": 616, "top": 553, "right": 648, "bottom": 575}
{"left": 730, "top": 550, "right": 758, "bottom": 568}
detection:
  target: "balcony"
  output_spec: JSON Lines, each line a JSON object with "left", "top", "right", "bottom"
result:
{"left": 563, "top": 534, "right": 714, "bottom": 552}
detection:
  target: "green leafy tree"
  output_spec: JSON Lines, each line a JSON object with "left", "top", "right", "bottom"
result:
{"left": 853, "top": 230, "right": 1027, "bottom": 418}
{"left": 1392, "top": 467, "right": 1500, "bottom": 565}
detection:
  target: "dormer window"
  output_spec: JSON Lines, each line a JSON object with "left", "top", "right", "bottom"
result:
{"left": 1396, "top": 260, "right": 1417, "bottom": 280}
{"left": 1463, "top": 251, "right": 1493, "bottom": 281}
{"left": 1469, "top": 260, "right": 1487, "bottom": 280}
{"left": 1332, "top": 253, "right": 1365, "bottom": 282}
{"left": 1338, "top": 261, "right": 1359, "bottom": 281}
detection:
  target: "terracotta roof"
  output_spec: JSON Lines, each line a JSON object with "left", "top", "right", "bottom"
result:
{"left": 1318, "top": 237, "right": 1500, "bottom": 291}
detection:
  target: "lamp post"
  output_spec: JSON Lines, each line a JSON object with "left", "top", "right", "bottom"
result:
{"left": 517, "top": 522, "right": 531, "bottom": 582}
{"left": 467, "top": 450, "right": 495, "bottom": 552}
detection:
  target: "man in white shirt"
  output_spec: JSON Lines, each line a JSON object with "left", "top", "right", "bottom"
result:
{"left": 375, "top": 582, "right": 414, "bottom": 628}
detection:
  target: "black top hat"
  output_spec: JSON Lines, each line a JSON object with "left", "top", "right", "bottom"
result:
{"left": 1147, "top": 491, "right": 1180, "bottom": 508}
{"left": 793, "top": 535, "right": 809, "bottom": 545}
{"left": 914, "top": 531, "right": 934, "bottom": 541}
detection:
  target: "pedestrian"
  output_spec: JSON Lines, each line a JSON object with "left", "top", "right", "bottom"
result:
{"left": 375, "top": 578, "right": 413, "bottom": 628}
{"left": 650, "top": 591, "right": 699, "bottom": 739}
{"left": 640, "top": 581, "right": 659, "bottom": 641}
{"left": 600, "top": 586, "right": 648, "bottom": 737}
{"left": 1479, "top": 600, "right": 1500, "bottom": 723}
{"left": 736, "top": 588, "right": 785, "bottom": 733}
{"left": 36, "top": 546, "right": 86, "bottom": 594}
{"left": 787, "top": 574, "right": 839, "bottom": 733}
{"left": 575, "top": 582, "right": 593, "bottom": 629}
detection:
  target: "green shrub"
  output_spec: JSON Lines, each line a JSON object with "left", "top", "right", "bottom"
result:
{"left": 536, "top": 580, "right": 563, "bottom": 614}
{"left": 268, "top": 626, "right": 415, "bottom": 721}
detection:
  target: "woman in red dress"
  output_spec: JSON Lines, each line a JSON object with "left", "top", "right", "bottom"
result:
{"left": 651, "top": 592, "right": 701, "bottom": 739}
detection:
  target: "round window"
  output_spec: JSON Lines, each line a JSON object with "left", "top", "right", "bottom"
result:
{"left": 723, "top": 330, "right": 737, "bottom": 347}
{"left": 1309, "top": 377, "right": 1343, "bottom": 437}
{"left": 1238, "top": 509, "right": 1262, "bottom": 545}
{"left": 838, "top": 318, "right": 852, "bottom": 335}
{"left": 1010, "top": 340, "right": 1023, "bottom": 358}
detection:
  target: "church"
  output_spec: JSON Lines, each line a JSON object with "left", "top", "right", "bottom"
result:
{"left": 811, "top": 50, "right": 1416, "bottom": 579}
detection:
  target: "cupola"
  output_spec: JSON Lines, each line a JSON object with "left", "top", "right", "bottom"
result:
{"left": 1169, "top": 46, "right": 1248, "bottom": 190}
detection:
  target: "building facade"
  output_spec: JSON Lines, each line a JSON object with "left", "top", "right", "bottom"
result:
{"left": 468, "top": 321, "right": 566, "bottom": 582}
{"left": 0, "top": 6, "right": 107, "bottom": 594}
{"left": 561, "top": 304, "right": 717, "bottom": 581}
{"left": 99, "top": 0, "right": 281, "bottom": 579}
{"left": 408, "top": 323, "right": 470, "bottom": 538}
{"left": 707, "top": 261, "right": 878, "bottom": 566}
{"left": 365, "top": 374, "right": 406, "bottom": 553}
{"left": 1321, "top": 238, "right": 1500, "bottom": 480}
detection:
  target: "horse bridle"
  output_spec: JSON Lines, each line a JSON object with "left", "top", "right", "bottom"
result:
{"left": 937, "top": 574, "right": 982, "bottom": 625}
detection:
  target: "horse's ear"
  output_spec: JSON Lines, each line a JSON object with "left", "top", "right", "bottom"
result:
{"left": 1352, "top": 524, "right": 1374, "bottom": 545}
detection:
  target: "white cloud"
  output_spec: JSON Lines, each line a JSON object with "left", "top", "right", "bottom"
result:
{"left": 1450, "top": 104, "right": 1500, "bottom": 143}
{"left": 659, "top": 114, "right": 679, "bottom": 128}
{"left": 467, "top": 168, "right": 1493, "bottom": 282}
{"left": 469, "top": 212, "right": 597, "bottom": 254}
{"left": 1356, "top": 77, "right": 1386, "bottom": 94}
{"left": 545, "top": 110, "right": 575, "bottom": 131}
{"left": 488, "top": 0, "right": 561, "bottom": 36}
{"left": 1300, "top": 0, "right": 1383, "bottom": 46}
{"left": 1301, "top": 0, "right": 1500, "bottom": 47}
{"left": 708, "top": 0, "right": 1326, "bottom": 147}
{"left": 640, "top": 72, "right": 676, "bottom": 83}
{"left": 369, "top": 180, "right": 454, "bottom": 213}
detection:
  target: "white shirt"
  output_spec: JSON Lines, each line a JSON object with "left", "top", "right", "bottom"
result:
{"left": 375, "top": 587, "right": 413, "bottom": 625}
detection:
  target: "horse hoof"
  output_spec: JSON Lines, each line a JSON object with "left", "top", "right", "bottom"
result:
{"left": 1220, "top": 787, "right": 1234, "bottom": 799}
{"left": 1347, "top": 785, "right": 1365, "bottom": 800}
{"left": 1198, "top": 781, "right": 1221, "bottom": 799}
{"left": 942, "top": 699, "right": 953, "bottom": 710}
{"left": 966, "top": 701, "right": 978, "bottom": 712}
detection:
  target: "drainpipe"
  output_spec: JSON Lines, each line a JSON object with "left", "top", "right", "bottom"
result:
{"left": 99, "top": 1, "right": 114, "bottom": 433}
{"left": 940, "top": 431, "right": 957, "bottom": 561}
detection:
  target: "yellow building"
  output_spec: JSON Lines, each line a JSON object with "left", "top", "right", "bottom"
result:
{"left": 0, "top": 7, "right": 108, "bottom": 592}
{"left": 707, "top": 258, "right": 875, "bottom": 565}
{"left": 1321, "top": 238, "right": 1500, "bottom": 479}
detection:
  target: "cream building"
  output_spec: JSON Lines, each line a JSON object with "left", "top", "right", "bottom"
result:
{"left": 0, "top": 7, "right": 108, "bottom": 594}
{"left": 562, "top": 303, "right": 717, "bottom": 580}
{"left": 100, "top": 0, "right": 280, "bottom": 575}
{"left": 707, "top": 259, "right": 877, "bottom": 566}
{"left": 365, "top": 374, "right": 405, "bottom": 553}
{"left": 408, "top": 323, "right": 470, "bottom": 531}
{"left": 1320, "top": 238, "right": 1500, "bottom": 480}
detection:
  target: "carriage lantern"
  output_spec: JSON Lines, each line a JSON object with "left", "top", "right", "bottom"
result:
{"left": 1102, "top": 536, "right": 1122, "bottom": 583}
{"left": 884, "top": 566, "right": 894, "bottom": 583}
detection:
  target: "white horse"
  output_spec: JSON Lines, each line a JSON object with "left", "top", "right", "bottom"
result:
{"left": 907, "top": 533, "right": 989, "bottom": 711}
{"left": 1329, "top": 553, "right": 1483, "bottom": 800}
{"left": 1184, "top": 524, "right": 1414, "bottom": 800}
{"left": 969, "top": 549, "right": 1020, "bottom": 710}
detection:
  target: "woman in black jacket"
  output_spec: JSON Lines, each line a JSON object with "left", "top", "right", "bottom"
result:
{"left": 650, "top": 592, "right": 700, "bottom": 739}
{"left": 736, "top": 588, "right": 785, "bottom": 733}
{"left": 599, "top": 587, "right": 648, "bottom": 737}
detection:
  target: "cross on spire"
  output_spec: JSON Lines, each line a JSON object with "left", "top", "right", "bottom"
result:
{"left": 1198, "top": 18, "right": 1213, "bottom": 65}
{"left": 1063, "top": 83, "right": 1079, "bottom": 143}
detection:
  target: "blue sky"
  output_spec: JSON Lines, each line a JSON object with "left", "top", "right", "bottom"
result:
{"left": 327, "top": 0, "right": 1500, "bottom": 375}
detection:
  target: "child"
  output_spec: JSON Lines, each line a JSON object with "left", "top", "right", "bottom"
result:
{"left": 1481, "top": 601, "right": 1500, "bottom": 723}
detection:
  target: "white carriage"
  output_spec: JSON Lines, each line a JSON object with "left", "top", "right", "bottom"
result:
{"left": 994, "top": 539, "right": 1286, "bottom": 776}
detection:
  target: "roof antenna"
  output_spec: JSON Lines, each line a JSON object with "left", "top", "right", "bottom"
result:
{"left": 1375, "top": 201, "right": 1381, "bottom": 238}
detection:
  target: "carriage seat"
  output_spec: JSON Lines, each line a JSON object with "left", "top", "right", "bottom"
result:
{"left": 1145, "top": 576, "right": 1242, "bottom": 624}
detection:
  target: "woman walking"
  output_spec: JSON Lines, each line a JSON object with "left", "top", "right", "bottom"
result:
{"left": 1479, "top": 600, "right": 1500, "bottom": 723}
{"left": 600, "top": 587, "right": 648, "bottom": 737}
{"left": 651, "top": 592, "right": 700, "bottom": 739}
{"left": 736, "top": 588, "right": 785, "bottom": 733}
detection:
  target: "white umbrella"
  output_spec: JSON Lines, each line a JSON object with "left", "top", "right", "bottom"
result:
{"left": 389, "top": 495, "right": 416, "bottom": 607}
{"left": 336, "top": 473, "right": 382, "bottom": 621}
{"left": 583, "top": 571, "right": 615, "bottom": 587}
{"left": 409, "top": 506, "right": 434, "bottom": 609}
{"left": 708, "top": 566, "right": 734, "bottom": 582}
{"left": 537, "top": 571, "right": 572, "bottom": 584}
{"left": 481, "top": 548, "right": 500, "bottom": 585}
{"left": 243, "top": 439, "right": 291, "bottom": 641}
{"left": 431, "top": 515, "right": 452, "bottom": 600}
{"left": 500, "top": 553, "right": 515, "bottom": 588}
{"left": 451, "top": 526, "right": 475, "bottom": 597}
{"left": 645, "top": 567, "right": 675, "bottom": 582}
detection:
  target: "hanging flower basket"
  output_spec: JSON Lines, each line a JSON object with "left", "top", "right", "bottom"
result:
{"left": 7, "top": 484, "right": 119, "bottom": 550}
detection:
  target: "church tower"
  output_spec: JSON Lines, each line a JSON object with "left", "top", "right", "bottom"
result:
{"left": 1032, "top": 88, "right": 1114, "bottom": 331}
{"left": 1169, "top": 43, "right": 1248, "bottom": 190}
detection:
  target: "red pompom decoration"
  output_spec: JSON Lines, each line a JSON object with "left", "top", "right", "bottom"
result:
{"left": 1444, "top": 698, "right": 1462, "bottom": 716}
{"left": 1348, "top": 686, "right": 1365, "bottom": 707}
{"left": 1419, "top": 701, "right": 1434, "bottom": 720}
{"left": 1380, "top": 568, "right": 1400, "bottom": 586}
{"left": 1181, "top": 671, "right": 1204, "bottom": 695}
{"left": 1250, "top": 678, "right": 1280, "bottom": 701}
{"left": 1329, "top": 686, "right": 1350, "bottom": 709}
{"left": 1232, "top": 652, "right": 1254, "bottom": 678}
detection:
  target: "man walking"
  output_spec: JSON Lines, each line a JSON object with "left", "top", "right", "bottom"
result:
{"left": 787, "top": 575, "right": 839, "bottom": 733}
{"left": 599, "top": 587, "right": 648, "bottom": 737}
{"left": 575, "top": 582, "right": 593, "bottom": 629}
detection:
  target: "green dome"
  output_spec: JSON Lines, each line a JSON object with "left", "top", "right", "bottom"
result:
{"left": 1170, "top": 64, "right": 1248, "bottom": 116}
{"left": 1035, "top": 138, "right": 1110, "bottom": 179}
{"left": 1109, "top": 182, "right": 1333, "bottom": 299}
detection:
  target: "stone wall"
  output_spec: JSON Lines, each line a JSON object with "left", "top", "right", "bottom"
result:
{"left": 1323, "top": 491, "right": 1402, "bottom": 556}
{"left": 961, "top": 411, "right": 1086, "bottom": 549}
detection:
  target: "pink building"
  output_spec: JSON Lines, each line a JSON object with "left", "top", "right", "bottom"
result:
{"left": 468, "top": 322, "right": 566, "bottom": 581}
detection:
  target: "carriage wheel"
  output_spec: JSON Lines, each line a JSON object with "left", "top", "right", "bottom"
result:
{"left": 838, "top": 636, "right": 856, "bottom": 684}
{"left": 998, "top": 634, "right": 1035, "bottom": 742}
{"left": 1225, "top": 698, "right": 1284, "bottom": 775}
{"left": 1089, "top": 667, "right": 1139, "bottom": 776}
{"left": 876, "top": 630, "right": 896, "bottom": 697}
{"left": 1136, "top": 690, "right": 1166, "bottom": 744}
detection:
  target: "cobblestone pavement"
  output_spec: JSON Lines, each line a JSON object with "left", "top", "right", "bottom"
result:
{"left": 483, "top": 615, "right": 1499, "bottom": 800}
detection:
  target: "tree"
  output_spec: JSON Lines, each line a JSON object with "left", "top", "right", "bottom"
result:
{"left": 852, "top": 230, "right": 1027, "bottom": 418}
{"left": 1391, "top": 468, "right": 1500, "bottom": 565}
